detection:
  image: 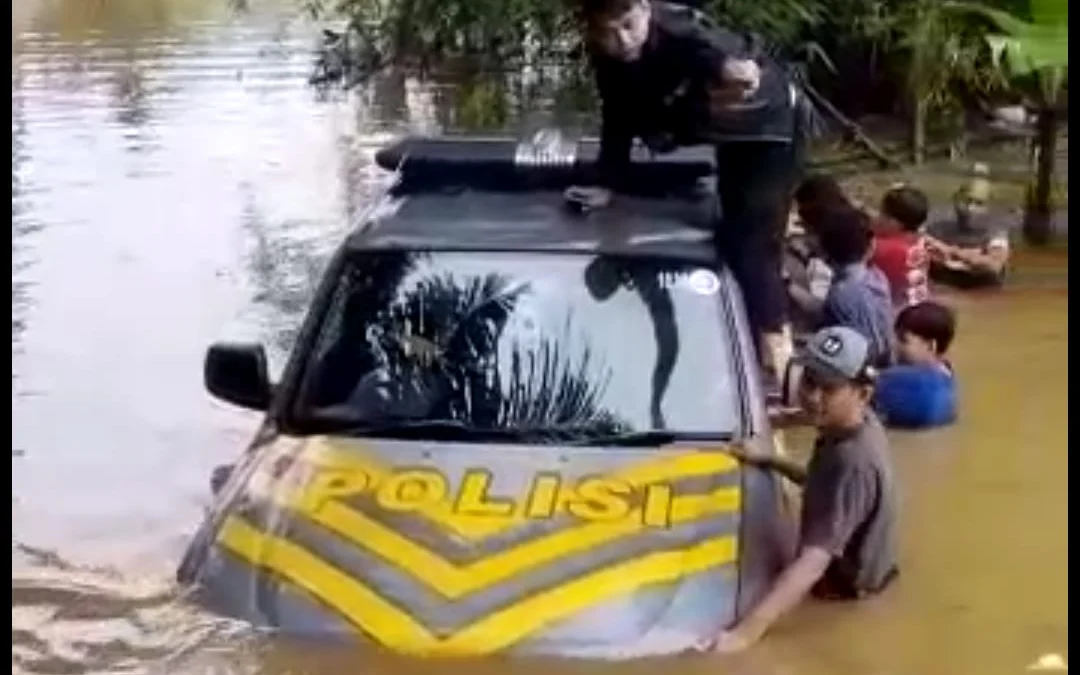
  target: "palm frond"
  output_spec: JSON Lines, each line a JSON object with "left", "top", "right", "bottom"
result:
{"left": 944, "top": 0, "right": 1068, "bottom": 76}
{"left": 369, "top": 271, "right": 630, "bottom": 436}
{"left": 495, "top": 330, "right": 628, "bottom": 435}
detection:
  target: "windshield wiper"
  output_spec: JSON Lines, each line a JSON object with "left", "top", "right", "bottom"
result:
{"left": 571, "top": 430, "right": 735, "bottom": 447}
{"left": 316, "top": 418, "right": 500, "bottom": 441}
{"left": 306, "top": 417, "right": 733, "bottom": 447}
{"left": 344, "top": 421, "right": 632, "bottom": 443}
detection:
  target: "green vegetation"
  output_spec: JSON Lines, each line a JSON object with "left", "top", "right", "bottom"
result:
{"left": 305, "top": 0, "right": 1067, "bottom": 243}
{"left": 945, "top": 0, "right": 1067, "bottom": 242}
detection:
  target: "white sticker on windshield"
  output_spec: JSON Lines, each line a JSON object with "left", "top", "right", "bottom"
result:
{"left": 686, "top": 269, "right": 720, "bottom": 295}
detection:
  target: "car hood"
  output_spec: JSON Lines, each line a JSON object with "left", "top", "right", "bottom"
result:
{"left": 182, "top": 433, "right": 781, "bottom": 659}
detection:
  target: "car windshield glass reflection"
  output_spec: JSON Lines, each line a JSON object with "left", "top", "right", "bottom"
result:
{"left": 294, "top": 251, "right": 742, "bottom": 445}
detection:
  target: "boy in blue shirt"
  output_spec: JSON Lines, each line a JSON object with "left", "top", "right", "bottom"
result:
{"left": 787, "top": 207, "right": 895, "bottom": 367}
{"left": 874, "top": 300, "right": 958, "bottom": 428}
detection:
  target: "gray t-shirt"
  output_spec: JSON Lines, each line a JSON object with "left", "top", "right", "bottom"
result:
{"left": 928, "top": 213, "right": 1010, "bottom": 251}
{"left": 800, "top": 412, "right": 898, "bottom": 598}
{"left": 926, "top": 214, "right": 1010, "bottom": 287}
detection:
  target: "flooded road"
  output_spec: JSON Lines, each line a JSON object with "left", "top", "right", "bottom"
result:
{"left": 11, "top": 1, "right": 1068, "bottom": 673}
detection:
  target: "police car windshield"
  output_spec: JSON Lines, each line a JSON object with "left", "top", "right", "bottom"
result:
{"left": 292, "top": 250, "right": 743, "bottom": 444}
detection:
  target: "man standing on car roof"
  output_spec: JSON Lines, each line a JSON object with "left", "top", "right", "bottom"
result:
{"left": 567, "top": 0, "right": 809, "bottom": 377}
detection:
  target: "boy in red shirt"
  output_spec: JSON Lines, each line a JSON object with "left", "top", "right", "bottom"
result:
{"left": 870, "top": 185, "right": 931, "bottom": 309}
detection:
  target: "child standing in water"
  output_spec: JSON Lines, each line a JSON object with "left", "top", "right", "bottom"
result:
{"left": 871, "top": 184, "right": 932, "bottom": 309}
{"left": 790, "top": 207, "right": 894, "bottom": 366}
{"left": 874, "top": 300, "right": 958, "bottom": 429}
{"left": 784, "top": 175, "right": 857, "bottom": 318}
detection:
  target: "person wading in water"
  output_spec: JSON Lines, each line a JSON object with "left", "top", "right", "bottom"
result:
{"left": 566, "top": 0, "right": 810, "bottom": 378}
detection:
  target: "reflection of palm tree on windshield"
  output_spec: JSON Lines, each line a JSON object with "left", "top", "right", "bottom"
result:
{"left": 319, "top": 266, "right": 628, "bottom": 438}
{"left": 498, "top": 334, "right": 626, "bottom": 434}
{"left": 368, "top": 272, "right": 525, "bottom": 424}
{"left": 309, "top": 251, "right": 421, "bottom": 406}
{"left": 585, "top": 256, "right": 678, "bottom": 429}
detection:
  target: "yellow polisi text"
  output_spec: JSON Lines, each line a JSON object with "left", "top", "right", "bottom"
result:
{"left": 292, "top": 467, "right": 680, "bottom": 528}
{"left": 248, "top": 437, "right": 740, "bottom": 540}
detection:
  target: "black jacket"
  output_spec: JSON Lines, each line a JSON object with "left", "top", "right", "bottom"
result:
{"left": 590, "top": 2, "right": 797, "bottom": 187}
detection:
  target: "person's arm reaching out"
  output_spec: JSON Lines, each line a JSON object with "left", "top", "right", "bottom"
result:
{"left": 693, "top": 462, "right": 877, "bottom": 652}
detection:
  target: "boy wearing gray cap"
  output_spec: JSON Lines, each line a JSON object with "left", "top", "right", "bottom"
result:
{"left": 693, "top": 325, "right": 899, "bottom": 653}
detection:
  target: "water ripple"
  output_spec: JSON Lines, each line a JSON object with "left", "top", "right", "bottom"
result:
{"left": 12, "top": 5, "right": 381, "bottom": 673}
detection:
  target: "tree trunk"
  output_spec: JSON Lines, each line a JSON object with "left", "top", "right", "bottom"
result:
{"left": 907, "top": 0, "right": 932, "bottom": 166}
{"left": 1023, "top": 105, "right": 1058, "bottom": 246}
{"left": 909, "top": 91, "right": 926, "bottom": 165}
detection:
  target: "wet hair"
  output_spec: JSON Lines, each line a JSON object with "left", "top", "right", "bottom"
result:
{"left": 580, "top": 0, "right": 644, "bottom": 20}
{"left": 881, "top": 185, "right": 929, "bottom": 232}
{"left": 895, "top": 301, "right": 956, "bottom": 355}
{"left": 816, "top": 207, "right": 873, "bottom": 266}
{"left": 793, "top": 174, "right": 855, "bottom": 232}
{"left": 794, "top": 174, "right": 849, "bottom": 209}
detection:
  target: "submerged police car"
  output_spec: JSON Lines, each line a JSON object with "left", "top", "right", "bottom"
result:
{"left": 178, "top": 134, "right": 794, "bottom": 659}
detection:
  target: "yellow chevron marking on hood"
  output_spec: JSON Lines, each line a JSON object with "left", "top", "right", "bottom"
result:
{"left": 271, "top": 482, "right": 739, "bottom": 599}
{"left": 217, "top": 515, "right": 737, "bottom": 655}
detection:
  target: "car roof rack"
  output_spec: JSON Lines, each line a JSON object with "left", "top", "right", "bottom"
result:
{"left": 374, "top": 133, "right": 716, "bottom": 196}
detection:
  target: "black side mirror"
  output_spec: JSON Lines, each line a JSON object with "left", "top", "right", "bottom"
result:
{"left": 204, "top": 342, "right": 273, "bottom": 411}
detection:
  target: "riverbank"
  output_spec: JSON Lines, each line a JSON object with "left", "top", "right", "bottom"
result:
{"left": 808, "top": 122, "right": 1069, "bottom": 239}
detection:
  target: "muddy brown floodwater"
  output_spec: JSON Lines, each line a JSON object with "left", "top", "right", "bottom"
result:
{"left": 11, "top": 1, "right": 1068, "bottom": 673}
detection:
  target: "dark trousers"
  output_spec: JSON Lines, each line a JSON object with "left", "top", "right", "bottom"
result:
{"left": 713, "top": 136, "right": 804, "bottom": 344}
